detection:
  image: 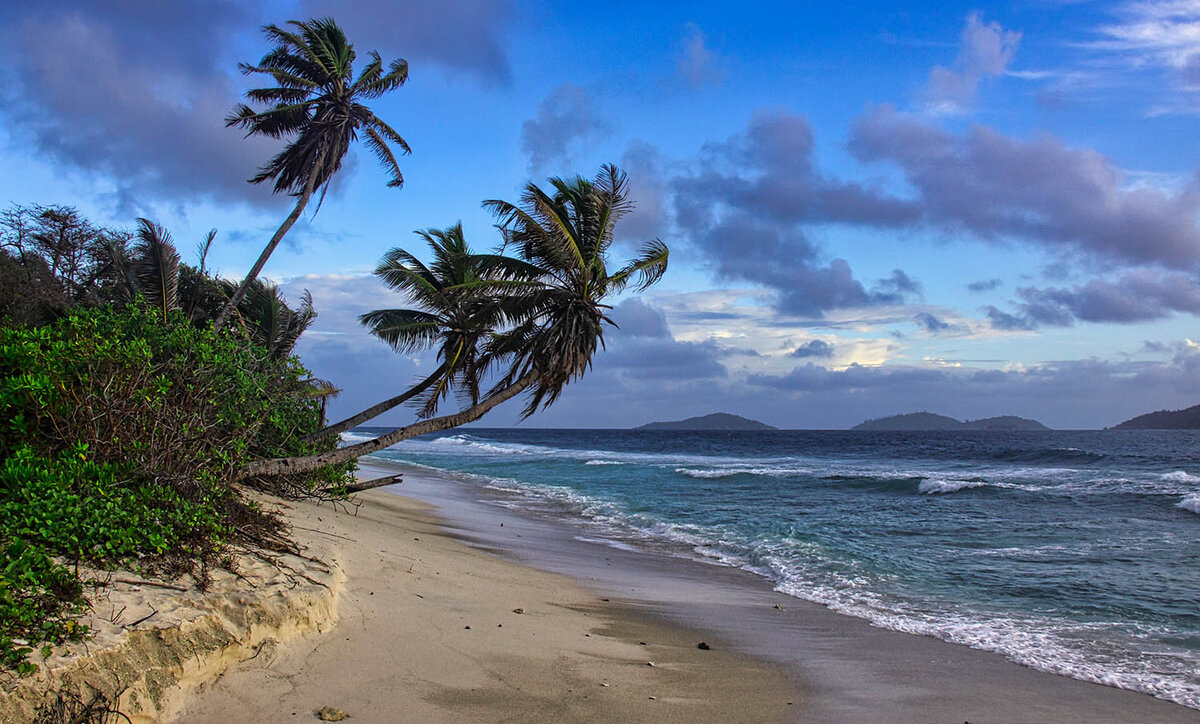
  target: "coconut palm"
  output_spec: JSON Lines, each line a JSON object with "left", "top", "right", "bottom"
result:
{"left": 310, "top": 223, "right": 538, "bottom": 441}
{"left": 215, "top": 17, "right": 410, "bottom": 331}
{"left": 237, "top": 164, "right": 668, "bottom": 480}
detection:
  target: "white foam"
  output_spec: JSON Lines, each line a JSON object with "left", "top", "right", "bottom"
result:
{"left": 674, "top": 465, "right": 813, "bottom": 479}
{"left": 1177, "top": 494, "right": 1200, "bottom": 515}
{"left": 918, "top": 478, "right": 987, "bottom": 494}
{"left": 584, "top": 459, "right": 625, "bottom": 466}
{"left": 1163, "top": 470, "right": 1200, "bottom": 484}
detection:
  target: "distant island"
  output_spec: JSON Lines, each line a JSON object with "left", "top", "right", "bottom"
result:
{"left": 853, "top": 412, "right": 1050, "bottom": 431}
{"left": 635, "top": 412, "right": 777, "bottom": 431}
{"left": 1111, "top": 403, "right": 1200, "bottom": 430}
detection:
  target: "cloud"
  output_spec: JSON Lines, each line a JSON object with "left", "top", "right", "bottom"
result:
{"left": 0, "top": 2, "right": 281, "bottom": 212}
{"left": 297, "top": 0, "right": 515, "bottom": 86}
{"left": 924, "top": 12, "right": 1021, "bottom": 113}
{"left": 521, "top": 84, "right": 610, "bottom": 174}
{"left": 676, "top": 23, "right": 727, "bottom": 88}
{"left": 967, "top": 278, "right": 1003, "bottom": 292}
{"left": 609, "top": 298, "right": 671, "bottom": 338}
{"left": 670, "top": 110, "right": 921, "bottom": 317}
{"left": 1092, "top": 1, "right": 1200, "bottom": 77}
{"left": 988, "top": 269, "right": 1200, "bottom": 328}
{"left": 914, "top": 312, "right": 952, "bottom": 333}
{"left": 0, "top": 1, "right": 515, "bottom": 212}
{"left": 849, "top": 104, "right": 1200, "bottom": 269}
{"left": 791, "top": 340, "right": 835, "bottom": 358}
{"left": 617, "top": 141, "right": 672, "bottom": 243}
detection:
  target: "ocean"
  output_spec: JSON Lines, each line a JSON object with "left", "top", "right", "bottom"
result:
{"left": 347, "top": 427, "right": 1200, "bottom": 710}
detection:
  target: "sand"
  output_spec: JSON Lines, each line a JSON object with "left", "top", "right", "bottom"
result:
{"left": 173, "top": 490, "right": 797, "bottom": 723}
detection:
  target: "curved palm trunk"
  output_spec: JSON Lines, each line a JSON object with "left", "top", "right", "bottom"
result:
{"left": 214, "top": 149, "right": 328, "bottom": 333}
{"left": 302, "top": 363, "right": 447, "bottom": 443}
{"left": 237, "top": 372, "right": 535, "bottom": 480}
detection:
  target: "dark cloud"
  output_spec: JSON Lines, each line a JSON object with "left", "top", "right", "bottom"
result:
{"left": 0, "top": 1, "right": 514, "bottom": 211}
{"left": 685, "top": 214, "right": 921, "bottom": 317}
{"left": 849, "top": 105, "right": 1200, "bottom": 269}
{"left": 924, "top": 13, "right": 1021, "bottom": 112}
{"left": 0, "top": 1, "right": 280, "bottom": 212}
{"left": 790, "top": 340, "right": 835, "bottom": 358}
{"left": 618, "top": 141, "right": 672, "bottom": 243}
{"left": 991, "top": 270, "right": 1200, "bottom": 329}
{"left": 675, "top": 23, "right": 727, "bottom": 89}
{"left": 984, "top": 305, "right": 1037, "bottom": 331}
{"left": 676, "top": 109, "right": 918, "bottom": 228}
{"left": 609, "top": 298, "right": 670, "bottom": 338}
{"left": 914, "top": 312, "right": 952, "bottom": 333}
{"left": 521, "top": 84, "right": 610, "bottom": 174}
{"left": 670, "top": 110, "right": 921, "bottom": 317}
{"left": 297, "top": 0, "right": 514, "bottom": 86}
{"left": 967, "top": 278, "right": 1003, "bottom": 292}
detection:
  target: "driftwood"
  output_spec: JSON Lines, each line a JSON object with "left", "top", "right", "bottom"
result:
{"left": 324, "top": 474, "right": 403, "bottom": 495}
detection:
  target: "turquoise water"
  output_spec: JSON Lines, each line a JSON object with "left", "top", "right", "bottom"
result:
{"left": 350, "top": 428, "right": 1200, "bottom": 708}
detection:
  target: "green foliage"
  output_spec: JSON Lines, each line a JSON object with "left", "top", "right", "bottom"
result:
{"left": 0, "top": 304, "right": 350, "bottom": 672}
{"left": 0, "top": 539, "right": 88, "bottom": 675}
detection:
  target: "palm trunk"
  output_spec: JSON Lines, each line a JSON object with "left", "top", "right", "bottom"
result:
{"left": 214, "top": 150, "right": 327, "bottom": 333}
{"left": 302, "top": 363, "right": 447, "bottom": 444}
{"left": 237, "top": 372, "right": 535, "bottom": 480}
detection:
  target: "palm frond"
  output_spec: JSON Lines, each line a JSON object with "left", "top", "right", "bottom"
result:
{"left": 132, "top": 219, "right": 180, "bottom": 317}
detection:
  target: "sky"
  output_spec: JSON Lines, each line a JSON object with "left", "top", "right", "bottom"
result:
{"left": 3, "top": 0, "right": 1200, "bottom": 429}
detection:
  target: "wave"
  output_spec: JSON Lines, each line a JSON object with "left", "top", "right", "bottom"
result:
{"left": 585, "top": 459, "right": 625, "bottom": 466}
{"left": 1162, "top": 471, "right": 1200, "bottom": 484}
{"left": 988, "top": 447, "right": 1107, "bottom": 466}
{"left": 918, "top": 478, "right": 988, "bottom": 494}
{"left": 1178, "top": 495, "right": 1200, "bottom": 515}
{"left": 674, "top": 465, "right": 813, "bottom": 479}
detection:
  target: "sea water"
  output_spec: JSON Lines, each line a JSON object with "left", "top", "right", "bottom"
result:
{"left": 347, "top": 427, "right": 1200, "bottom": 709}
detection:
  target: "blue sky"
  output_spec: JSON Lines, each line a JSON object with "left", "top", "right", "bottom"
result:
{"left": 3, "top": 0, "right": 1200, "bottom": 428}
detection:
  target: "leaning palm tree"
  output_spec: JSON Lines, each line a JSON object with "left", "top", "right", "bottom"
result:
{"left": 236, "top": 165, "right": 668, "bottom": 480}
{"left": 214, "top": 17, "right": 410, "bottom": 331}
{"left": 309, "top": 223, "right": 537, "bottom": 442}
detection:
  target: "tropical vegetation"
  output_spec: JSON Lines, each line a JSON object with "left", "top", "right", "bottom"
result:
{"left": 0, "top": 15, "right": 668, "bottom": 684}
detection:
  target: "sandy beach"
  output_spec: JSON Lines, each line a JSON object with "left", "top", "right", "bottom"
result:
{"left": 174, "top": 486, "right": 796, "bottom": 723}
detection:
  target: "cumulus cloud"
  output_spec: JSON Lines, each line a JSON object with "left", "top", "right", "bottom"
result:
{"left": 849, "top": 104, "right": 1200, "bottom": 269}
{"left": 521, "top": 84, "right": 610, "bottom": 174}
{"left": 924, "top": 12, "right": 1021, "bottom": 112}
{"left": 914, "top": 312, "right": 952, "bottom": 333}
{"left": 670, "top": 110, "right": 920, "bottom": 317}
{"left": 676, "top": 23, "right": 727, "bottom": 88}
{"left": 791, "top": 340, "right": 835, "bottom": 358}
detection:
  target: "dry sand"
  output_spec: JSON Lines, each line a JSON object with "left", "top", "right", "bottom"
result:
{"left": 174, "top": 490, "right": 797, "bottom": 723}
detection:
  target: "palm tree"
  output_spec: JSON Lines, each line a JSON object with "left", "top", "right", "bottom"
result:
{"left": 214, "top": 17, "right": 410, "bottom": 332}
{"left": 236, "top": 164, "right": 668, "bottom": 480}
{"left": 307, "top": 222, "right": 538, "bottom": 441}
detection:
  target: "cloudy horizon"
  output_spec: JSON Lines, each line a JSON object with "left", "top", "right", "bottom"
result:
{"left": 3, "top": 1, "right": 1200, "bottom": 429}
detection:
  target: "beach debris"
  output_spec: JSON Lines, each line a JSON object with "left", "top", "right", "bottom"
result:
{"left": 697, "top": 642, "right": 710, "bottom": 650}
{"left": 600, "top": 683, "right": 609, "bottom": 687}
{"left": 773, "top": 604, "right": 786, "bottom": 610}
{"left": 638, "top": 641, "right": 647, "bottom": 645}
{"left": 648, "top": 696, "right": 656, "bottom": 701}
{"left": 646, "top": 661, "right": 655, "bottom": 667}
{"left": 464, "top": 625, "right": 471, "bottom": 630}
{"left": 512, "top": 607, "right": 525, "bottom": 614}
{"left": 316, "top": 706, "right": 349, "bottom": 721}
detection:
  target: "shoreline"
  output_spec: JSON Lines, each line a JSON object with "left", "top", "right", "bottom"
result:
{"left": 175, "top": 485, "right": 797, "bottom": 722}
{"left": 367, "top": 460, "right": 1200, "bottom": 723}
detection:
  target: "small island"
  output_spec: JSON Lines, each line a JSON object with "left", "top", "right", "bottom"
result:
{"left": 635, "top": 412, "right": 777, "bottom": 431}
{"left": 853, "top": 412, "right": 1049, "bottom": 431}
{"left": 1111, "top": 403, "right": 1200, "bottom": 430}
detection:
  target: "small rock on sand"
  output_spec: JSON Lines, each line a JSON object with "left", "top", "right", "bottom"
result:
{"left": 697, "top": 642, "right": 710, "bottom": 650}
{"left": 317, "top": 706, "right": 349, "bottom": 721}
{"left": 512, "top": 607, "right": 525, "bottom": 614}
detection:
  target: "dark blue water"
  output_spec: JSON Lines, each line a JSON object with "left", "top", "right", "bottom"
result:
{"left": 350, "top": 428, "right": 1200, "bottom": 708}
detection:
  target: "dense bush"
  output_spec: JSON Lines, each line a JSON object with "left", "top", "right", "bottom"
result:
{"left": 0, "top": 304, "right": 353, "bottom": 672}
